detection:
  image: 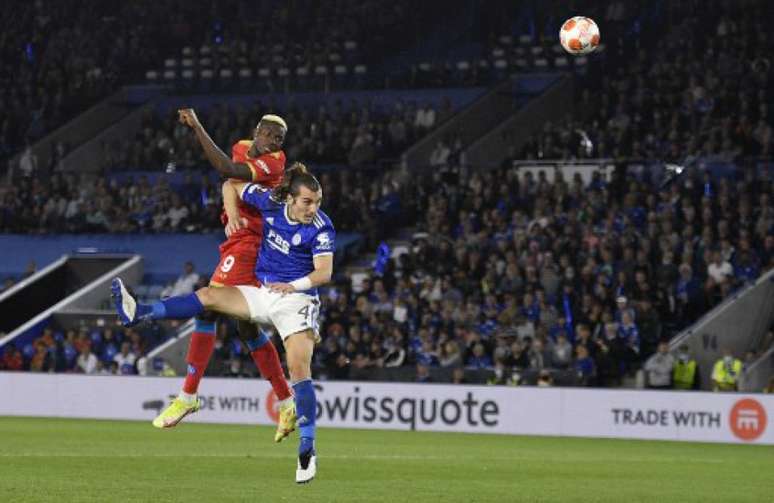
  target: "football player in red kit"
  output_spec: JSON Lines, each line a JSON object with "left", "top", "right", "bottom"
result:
{"left": 153, "top": 109, "right": 296, "bottom": 442}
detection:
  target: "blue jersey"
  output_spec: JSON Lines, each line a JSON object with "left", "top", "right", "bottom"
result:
{"left": 240, "top": 183, "right": 336, "bottom": 295}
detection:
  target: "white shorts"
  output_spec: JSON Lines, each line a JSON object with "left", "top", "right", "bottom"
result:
{"left": 235, "top": 285, "right": 320, "bottom": 340}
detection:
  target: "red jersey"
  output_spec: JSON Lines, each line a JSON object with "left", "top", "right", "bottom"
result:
{"left": 221, "top": 140, "right": 286, "bottom": 240}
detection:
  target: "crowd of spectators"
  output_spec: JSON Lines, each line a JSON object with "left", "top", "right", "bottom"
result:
{"left": 98, "top": 98, "right": 450, "bottom": 173}
{"left": 3, "top": 1, "right": 773, "bottom": 390}
{"left": 0, "top": 171, "right": 224, "bottom": 234}
{"left": 0, "top": 0, "right": 452, "bottom": 164}
{"left": 4, "top": 166, "right": 770, "bottom": 389}
{"left": 310, "top": 166, "right": 773, "bottom": 386}
{"left": 0, "top": 0, "right": 202, "bottom": 161}
{"left": 0, "top": 321, "right": 175, "bottom": 376}
{"left": 519, "top": 1, "right": 774, "bottom": 162}
{"left": 0, "top": 158, "right": 409, "bottom": 247}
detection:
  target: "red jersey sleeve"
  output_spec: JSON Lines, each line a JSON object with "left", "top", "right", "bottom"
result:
{"left": 246, "top": 151, "right": 285, "bottom": 187}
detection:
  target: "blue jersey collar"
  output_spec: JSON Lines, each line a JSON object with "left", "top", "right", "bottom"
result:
{"left": 284, "top": 204, "right": 299, "bottom": 225}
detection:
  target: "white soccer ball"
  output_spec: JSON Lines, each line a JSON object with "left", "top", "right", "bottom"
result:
{"left": 559, "top": 16, "right": 600, "bottom": 55}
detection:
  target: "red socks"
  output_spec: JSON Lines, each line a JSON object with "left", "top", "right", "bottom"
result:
{"left": 183, "top": 319, "right": 291, "bottom": 402}
{"left": 251, "top": 342, "right": 292, "bottom": 401}
{"left": 182, "top": 323, "right": 216, "bottom": 394}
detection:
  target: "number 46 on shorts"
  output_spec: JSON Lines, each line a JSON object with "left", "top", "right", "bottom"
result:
{"left": 297, "top": 299, "right": 319, "bottom": 330}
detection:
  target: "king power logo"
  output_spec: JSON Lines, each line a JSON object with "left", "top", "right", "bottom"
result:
{"left": 730, "top": 398, "right": 767, "bottom": 441}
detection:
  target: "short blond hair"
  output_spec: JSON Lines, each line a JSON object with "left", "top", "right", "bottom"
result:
{"left": 259, "top": 114, "right": 288, "bottom": 132}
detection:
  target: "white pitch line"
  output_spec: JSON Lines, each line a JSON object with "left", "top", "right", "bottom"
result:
{"left": 0, "top": 452, "right": 726, "bottom": 464}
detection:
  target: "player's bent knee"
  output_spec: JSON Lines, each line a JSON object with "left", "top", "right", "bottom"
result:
{"left": 195, "top": 287, "right": 213, "bottom": 308}
{"left": 195, "top": 287, "right": 221, "bottom": 309}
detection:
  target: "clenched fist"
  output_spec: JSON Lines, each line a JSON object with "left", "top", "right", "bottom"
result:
{"left": 178, "top": 108, "right": 201, "bottom": 129}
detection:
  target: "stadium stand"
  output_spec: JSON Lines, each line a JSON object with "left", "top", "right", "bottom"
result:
{"left": 1, "top": 0, "right": 772, "bottom": 392}
{"left": 520, "top": 0, "right": 774, "bottom": 162}
{"left": 0, "top": 0, "right": 202, "bottom": 160}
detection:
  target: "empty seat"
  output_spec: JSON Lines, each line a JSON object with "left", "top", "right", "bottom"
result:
{"left": 512, "top": 46, "right": 527, "bottom": 56}
{"left": 554, "top": 56, "right": 569, "bottom": 68}
{"left": 164, "top": 58, "right": 177, "bottom": 68}
{"left": 145, "top": 70, "right": 159, "bottom": 81}
{"left": 181, "top": 58, "right": 194, "bottom": 68}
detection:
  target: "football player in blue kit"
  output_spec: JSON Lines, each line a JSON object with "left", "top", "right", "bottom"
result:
{"left": 111, "top": 163, "right": 332, "bottom": 484}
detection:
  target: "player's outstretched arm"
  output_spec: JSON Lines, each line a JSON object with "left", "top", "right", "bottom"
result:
{"left": 178, "top": 108, "right": 254, "bottom": 180}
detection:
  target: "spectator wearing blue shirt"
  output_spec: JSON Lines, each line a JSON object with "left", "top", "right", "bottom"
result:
{"left": 416, "top": 339, "right": 439, "bottom": 367}
{"left": 675, "top": 263, "right": 702, "bottom": 323}
{"left": 520, "top": 292, "right": 540, "bottom": 323}
{"left": 734, "top": 250, "right": 760, "bottom": 284}
{"left": 617, "top": 310, "right": 640, "bottom": 355}
{"left": 574, "top": 345, "right": 596, "bottom": 386}
{"left": 466, "top": 343, "right": 493, "bottom": 369}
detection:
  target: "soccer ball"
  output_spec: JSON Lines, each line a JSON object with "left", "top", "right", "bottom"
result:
{"left": 559, "top": 16, "right": 600, "bottom": 55}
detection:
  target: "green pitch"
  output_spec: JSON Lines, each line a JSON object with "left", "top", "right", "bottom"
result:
{"left": 0, "top": 417, "right": 772, "bottom": 502}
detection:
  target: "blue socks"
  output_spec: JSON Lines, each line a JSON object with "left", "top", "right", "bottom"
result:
{"left": 194, "top": 318, "right": 216, "bottom": 333}
{"left": 293, "top": 379, "right": 316, "bottom": 455}
{"left": 245, "top": 330, "right": 271, "bottom": 352}
{"left": 140, "top": 293, "right": 205, "bottom": 320}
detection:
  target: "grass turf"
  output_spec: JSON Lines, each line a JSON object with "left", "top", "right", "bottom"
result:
{"left": 0, "top": 417, "right": 771, "bottom": 502}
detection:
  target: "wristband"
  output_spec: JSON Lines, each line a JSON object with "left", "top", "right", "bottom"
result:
{"left": 289, "top": 276, "right": 313, "bottom": 291}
